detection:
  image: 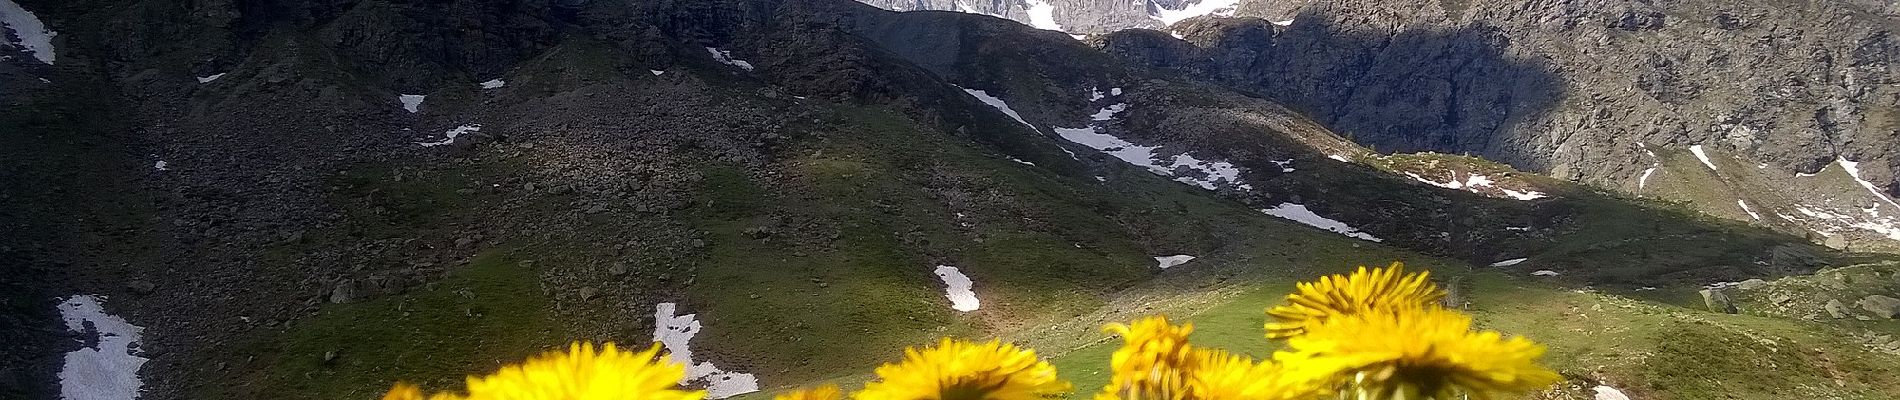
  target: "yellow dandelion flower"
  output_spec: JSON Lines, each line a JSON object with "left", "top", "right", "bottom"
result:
{"left": 1096, "top": 316, "right": 1197, "bottom": 400}
{"left": 1264, "top": 262, "right": 1443, "bottom": 339}
{"left": 1274, "top": 307, "right": 1560, "bottom": 400}
{"left": 856, "top": 338, "right": 1071, "bottom": 400}
{"left": 379, "top": 342, "right": 705, "bottom": 400}
{"left": 774, "top": 384, "right": 842, "bottom": 400}
{"left": 1187, "top": 349, "right": 1319, "bottom": 400}
{"left": 382, "top": 382, "right": 465, "bottom": 400}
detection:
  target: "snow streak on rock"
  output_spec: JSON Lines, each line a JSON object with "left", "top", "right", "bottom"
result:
{"left": 652, "top": 303, "right": 760, "bottom": 398}
{"left": 1839, "top": 157, "right": 1900, "bottom": 210}
{"left": 478, "top": 79, "right": 506, "bottom": 89}
{"left": 1260, "top": 203, "right": 1381, "bottom": 242}
{"left": 1, "top": 0, "right": 57, "bottom": 64}
{"left": 1737, "top": 200, "right": 1761, "bottom": 220}
{"left": 1153, "top": 255, "right": 1196, "bottom": 269}
{"left": 706, "top": 47, "right": 755, "bottom": 71}
{"left": 933, "top": 265, "right": 980, "bottom": 311}
{"left": 1690, "top": 145, "right": 1718, "bottom": 170}
{"left": 58, "top": 295, "right": 147, "bottom": 400}
{"left": 195, "top": 73, "right": 226, "bottom": 83}
{"left": 960, "top": 87, "right": 1037, "bottom": 131}
{"left": 419, "top": 124, "right": 480, "bottom": 147}
{"left": 1489, "top": 258, "right": 1527, "bottom": 267}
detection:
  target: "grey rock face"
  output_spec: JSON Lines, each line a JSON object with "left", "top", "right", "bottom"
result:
{"left": 999, "top": 0, "right": 1900, "bottom": 197}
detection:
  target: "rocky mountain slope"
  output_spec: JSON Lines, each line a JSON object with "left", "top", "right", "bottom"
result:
{"left": 5, "top": 0, "right": 1900, "bottom": 400}
{"left": 861, "top": 0, "right": 1900, "bottom": 251}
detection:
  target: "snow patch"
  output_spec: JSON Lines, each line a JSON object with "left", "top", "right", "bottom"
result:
{"left": 1690, "top": 145, "right": 1718, "bottom": 170}
{"left": 960, "top": 87, "right": 1038, "bottom": 132}
{"left": 195, "top": 73, "right": 226, "bottom": 83}
{"left": 398, "top": 94, "right": 425, "bottom": 113}
{"left": 1489, "top": 258, "right": 1527, "bottom": 267}
{"left": 1328, "top": 154, "right": 1351, "bottom": 162}
{"left": 1499, "top": 188, "right": 1548, "bottom": 200}
{"left": 1150, "top": 0, "right": 1240, "bottom": 26}
{"left": 58, "top": 295, "right": 147, "bottom": 400}
{"left": 1737, "top": 200, "right": 1761, "bottom": 220}
{"left": 1638, "top": 167, "right": 1657, "bottom": 190}
{"left": 1110, "top": 87, "right": 1122, "bottom": 96}
{"left": 651, "top": 69, "right": 665, "bottom": 76}
{"left": 933, "top": 265, "right": 980, "bottom": 312}
{"left": 1271, "top": 19, "right": 1294, "bottom": 26}
{"left": 1260, "top": 203, "right": 1381, "bottom": 242}
{"left": 1531, "top": 270, "right": 1560, "bottom": 276}
{"left": 478, "top": 79, "right": 506, "bottom": 89}
{"left": 1022, "top": 0, "right": 1063, "bottom": 31}
{"left": 705, "top": 47, "right": 755, "bottom": 71}
{"left": 1008, "top": 157, "right": 1035, "bottom": 166}
{"left": 1272, "top": 159, "right": 1295, "bottom": 172}
{"left": 1153, "top": 255, "right": 1196, "bottom": 269}
{"left": 652, "top": 303, "right": 759, "bottom": 398}
{"left": 1592, "top": 385, "right": 1632, "bottom": 400}
{"left": 1090, "top": 103, "right": 1127, "bottom": 121}
{"left": 418, "top": 124, "right": 480, "bottom": 147}
{"left": 1, "top": 0, "right": 57, "bottom": 64}
{"left": 152, "top": 161, "right": 167, "bottom": 171}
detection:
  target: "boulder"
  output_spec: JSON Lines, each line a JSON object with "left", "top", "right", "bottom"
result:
{"left": 1700, "top": 288, "right": 1738, "bottom": 314}
{"left": 1858, "top": 295, "right": 1900, "bottom": 319}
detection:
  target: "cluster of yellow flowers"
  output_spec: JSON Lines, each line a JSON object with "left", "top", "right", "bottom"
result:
{"left": 382, "top": 262, "right": 1558, "bottom": 400}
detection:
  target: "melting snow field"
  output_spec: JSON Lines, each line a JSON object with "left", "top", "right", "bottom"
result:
{"left": 478, "top": 79, "right": 506, "bottom": 89}
{"left": 1053, "top": 100, "right": 1252, "bottom": 191}
{"left": 195, "top": 73, "right": 225, "bottom": 83}
{"left": 1489, "top": 258, "right": 1527, "bottom": 267}
{"left": 1022, "top": 0, "right": 1063, "bottom": 31}
{"left": 1690, "top": 145, "right": 1718, "bottom": 170}
{"left": 652, "top": 303, "right": 759, "bottom": 399}
{"left": 58, "top": 295, "right": 148, "bottom": 400}
{"left": 1153, "top": 255, "right": 1196, "bottom": 269}
{"left": 1592, "top": 385, "right": 1632, "bottom": 400}
{"left": 706, "top": 47, "right": 755, "bottom": 71}
{"left": 933, "top": 265, "right": 980, "bottom": 312}
{"left": 418, "top": 124, "right": 480, "bottom": 147}
{"left": 398, "top": 94, "right": 425, "bottom": 113}
{"left": 1404, "top": 172, "right": 1546, "bottom": 200}
{"left": 1260, "top": 203, "right": 1382, "bottom": 242}
{"left": 1151, "top": 0, "right": 1239, "bottom": 26}
{"left": 1, "top": 0, "right": 57, "bottom": 64}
